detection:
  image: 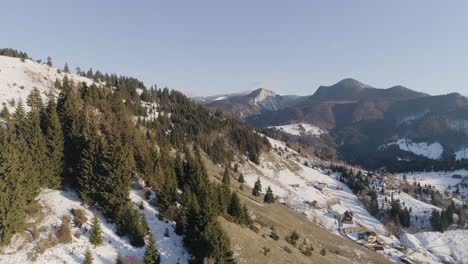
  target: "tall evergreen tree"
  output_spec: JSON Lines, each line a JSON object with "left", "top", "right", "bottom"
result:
{"left": 264, "top": 186, "right": 275, "bottom": 203}
{"left": 115, "top": 254, "right": 124, "bottom": 264}
{"left": 57, "top": 78, "right": 84, "bottom": 185}
{"left": 227, "top": 192, "right": 241, "bottom": 219}
{"left": 89, "top": 214, "right": 103, "bottom": 246}
{"left": 144, "top": 233, "right": 160, "bottom": 264}
{"left": 0, "top": 130, "right": 31, "bottom": 245}
{"left": 64, "top": 63, "right": 70, "bottom": 73}
{"left": 42, "top": 95, "right": 64, "bottom": 188}
{"left": 94, "top": 135, "right": 132, "bottom": 218}
{"left": 252, "top": 178, "right": 262, "bottom": 196}
{"left": 83, "top": 249, "right": 93, "bottom": 264}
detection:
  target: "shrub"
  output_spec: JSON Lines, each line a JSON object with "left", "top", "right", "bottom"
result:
{"left": 286, "top": 230, "right": 300, "bottom": 246}
{"left": 283, "top": 246, "right": 292, "bottom": 254}
{"left": 320, "top": 248, "right": 327, "bottom": 256}
{"left": 71, "top": 208, "right": 88, "bottom": 227}
{"left": 56, "top": 216, "right": 72, "bottom": 244}
{"left": 29, "top": 225, "right": 39, "bottom": 240}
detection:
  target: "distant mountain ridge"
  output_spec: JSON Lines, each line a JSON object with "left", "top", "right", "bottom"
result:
{"left": 195, "top": 78, "right": 468, "bottom": 168}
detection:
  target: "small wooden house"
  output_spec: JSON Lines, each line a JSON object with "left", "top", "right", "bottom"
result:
{"left": 358, "top": 231, "right": 378, "bottom": 244}
{"left": 342, "top": 211, "right": 354, "bottom": 224}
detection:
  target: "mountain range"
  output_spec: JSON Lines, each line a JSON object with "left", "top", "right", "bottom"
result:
{"left": 196, "top": 78, "right": 468, "bottom": 169}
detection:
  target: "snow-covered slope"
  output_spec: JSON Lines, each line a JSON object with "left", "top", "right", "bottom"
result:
{"left": 395, "top": 170, "right": 468, "bottom": 191}
{"left": 0, "top": 55, "right": 97, "bottom": 111}
{"left": 241, "top": 137, "right": 386, "bottom": 235}
{"left": 250, "top": 88, "right": 281, "bottom": 111}
{"left": 269, "top": 123, "right": 326, "bottom": 137}
{"left": 381, "top": 138, "right": 444, "bottom": 160}
{"left": 0, "top": 189, "right": 188, "bottom": 264}
{"left": 455, "top": 147, "right": 468, "bottom": 160}
{"left": 401, "top": 230, "right": 468, "bottom": 264}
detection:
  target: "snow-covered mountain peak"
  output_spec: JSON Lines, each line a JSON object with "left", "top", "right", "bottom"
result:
{"left": 248, "top": 88, "right": 281, "bottom": 110}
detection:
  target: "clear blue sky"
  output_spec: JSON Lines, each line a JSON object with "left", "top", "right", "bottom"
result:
{"left": 2, "top": 0, "right": 468, "bottom": 96}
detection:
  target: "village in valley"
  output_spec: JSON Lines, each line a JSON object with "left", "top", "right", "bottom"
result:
{"left": 239, "top": 136, "right": 468, "bottom": 263}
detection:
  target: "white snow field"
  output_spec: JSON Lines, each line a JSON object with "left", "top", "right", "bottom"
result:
{"left": 269, "top": 123, "right": 326, "bottom": 137}
{"left": 401, "top": 230, "right": 468, "bottom": 264}
{"left": 455, "top": 147, "right": 468, "bottom": 160}
{"left": 382, "top": 138, "right": 443, "bottom": 160}
{"left": 0, "top": 189, "right": 188, "bottom": 264}
{"left": 395, "top": 170, "right": 468, "bottom": 191}
{"left": 0, "top": 55, "right": 97, "bottom": 112}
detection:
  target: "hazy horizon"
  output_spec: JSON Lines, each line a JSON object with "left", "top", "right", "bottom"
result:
{"left": 3, "top": 0, "right": 467, "bottom": 97}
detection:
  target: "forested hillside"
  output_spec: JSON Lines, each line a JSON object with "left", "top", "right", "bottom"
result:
{"left": 0, "top": 49, "right": 270, "bottom": 263}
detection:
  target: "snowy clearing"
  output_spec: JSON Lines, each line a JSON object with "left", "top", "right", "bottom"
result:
{"left": 382, "top": 138, "right": 443, "bottom": 160}
{"left": 0, "top": 189, "right": 188, "bottom": 264}
{"left": 0, "top": 55, "right": 97, "bottom": 112}
{"left": 268, "top": 123, "right": 326, "bottom": 137}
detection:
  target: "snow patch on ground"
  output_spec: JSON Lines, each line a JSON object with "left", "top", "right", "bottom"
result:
{"left": 269, "top": 123, "right": 326, "bottom": 137}
{"left": 455, "top": 148, "right": 468, "bottom": 160}
{"left": 402, "top": 230, "right": 468, "bottom": 264}
{"left": 0, "top": 55, "right": 97, "bottom": 112}
{"left": 395, "top": 170, "right": 468, "bottom": 191}
{"left": 0, "top": 189, "right": 188, "bottom": 264}
{"left": 382, "top": 138, "right": 443, "bottom": 160}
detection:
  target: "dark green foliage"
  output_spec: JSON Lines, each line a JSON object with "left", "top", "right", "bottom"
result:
{"left": 0, "top": 128, "right": 34, "bottom": 246}
{"left": 42, "top": 95, "right": 64, "bottom": 188}
{"left": 117, "top": 205, "right": 147, "bottom": 247}
{"left": 64, "top": 63, "right": 70, "bottom": 73}
{"left": 0, "top": 48, "right": 30, "bottom": 59}
{"left": 89, "top": 214, "right": 103, "bottom": 246}
{"left": 222, "top": 167, "right": 231, "bottom": 186}
{"left": 57, "top": 77, "right": 84, "bottom": 185}
{"left": 237, "top": 173, "right": 245, "bottom": 183}
{"left": 144, "top": 233, "right": 160, "bottom": 264}
{"left": 0, "top": 105, "right": 9, "bottom": 119}
{"left": 115, "top": 254, "right": 124, "bottom": 264}
{"left": 431, "top": 208, "right": 453, "bottom": 232}
{"left": 227, "top": 192, "right": 241, "bottom": 219}
{"left": 46, "top": 56, "right": 53, "bottom": 67}
{"left": 252, "top": 178, "right": 262, "bottom": 196}
{"left": 263, "top": 186, "right": 275, "bottom": 203}
{"left": 388, "top": 199, "right": 411, "bottom": 228}
{"left": 83, "top": 249, "right": 93, "bottom": 264}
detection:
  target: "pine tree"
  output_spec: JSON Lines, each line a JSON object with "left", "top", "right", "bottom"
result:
{"left": 23, "top": 90, "right": 49, "bottom": 188}
{"left": 144, "top": 233, "right": 160, "bottom": 264}
{"left": 98, "top": 135, "right": 132, "bottom": 218}
{"left": 264, "top": 186, "right": 275, "bottom": 203}
{"left": 57, "top": 79, "right": 84, "bottom": 185}
{"left": 0, "top": 105, "right": 9, "bottom": 120}
{"left": 227, "top": 192, "right": 241, "bottom": 218}
{"left": 0, "top": 130, "right": 31, "bottom": 246}
{"left": 252, "top": 178, "right": 262, "bottom": 196}
{"left": 83, "top": 249, "right": 93, "bottom": 264}
{"left": 238, "top": 173, "right": 245, "bottom": 183}
{"left": 222, "top": 167, "right": 230, "bottom": 186}
{"left": 42, "top": 95, "right": 64, "bottom": 188}
{"left": 77, "top": 114, "right": 101, "bottom": 203}
{"left": 64, "top": 63, "right": 70, "bottom": 73}
{"left": 46, "top": 56, "right": 53, "bottom": 67}
{"left": 89, "top": 214, "right": 103, "bottom": 246}
{"left": 115, "top": 254, "right": 124, "bottom": 264}
{"left": 117, "top": 205, "right": 147, "bottom": 247}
